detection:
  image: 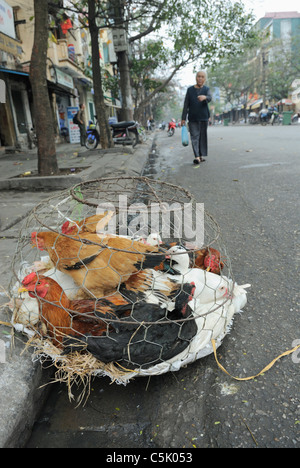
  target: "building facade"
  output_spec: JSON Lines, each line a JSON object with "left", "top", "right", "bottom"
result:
{"left": 255, "top": 11, "right": 300, "bottom": 109}
{"left": 0, "top": 0, "right": 118, "bottom": 149}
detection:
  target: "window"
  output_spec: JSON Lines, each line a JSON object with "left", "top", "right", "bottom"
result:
{"left": 103, "top": 43, "right": 110, "bottom": 63}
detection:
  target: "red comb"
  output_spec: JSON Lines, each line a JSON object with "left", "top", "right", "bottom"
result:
{"left": 22, "top": 272, "right": 38, "bottom": 286}
{"left": 61, "top": 221, "right": 69, "bottom": 233}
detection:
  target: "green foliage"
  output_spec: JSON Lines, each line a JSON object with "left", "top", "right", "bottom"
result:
{"left": 161, "top": 0, "right": 255, "bottom": 68}
{"left": 209, "top": 29, "right": 300, "bottom": 106}
{"left": 102, "top": 68, "right": 119, "bottom": 99}
{"left": 131, "top": 39, "right": 170, "bottom": 92}
{"left": 62, "top": 0, "right": 257, "bottom": 118}
{"left": 209, "top": 41, "right": 260, "bottom": 103}
{"left": 66, "top": 0, "right": 255, "bottom": 72}
{"left": 265, "top": 35, "right": 300, "bottom": 101}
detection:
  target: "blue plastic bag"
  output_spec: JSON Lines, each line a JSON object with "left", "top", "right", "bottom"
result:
{"left": 181, "top": 125, "right": 189, "bottom": 146}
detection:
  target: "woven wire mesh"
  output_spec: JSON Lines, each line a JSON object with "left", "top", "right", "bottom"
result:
{"left": 9, "top": 176, "right": 237, "bottom": 383}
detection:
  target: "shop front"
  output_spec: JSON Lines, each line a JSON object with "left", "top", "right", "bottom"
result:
{"left": 0, "top": 67, "right": 33, "bottom": 149}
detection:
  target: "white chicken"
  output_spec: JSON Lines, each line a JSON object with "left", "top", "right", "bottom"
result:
{"left": 165, "top": 245, "right": 232, "bottom": 303}
{"left": 11, "top": 257, "right": 81, "bottom": 327}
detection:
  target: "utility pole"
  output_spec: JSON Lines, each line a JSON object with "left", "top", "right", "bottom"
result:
{"left": 112, "top": 28, "right": 134, "bottom": 121}
{"left": 111, "top": 0, "right": 134, "bottom": 121}
{"left": 262, "top": 46, "right": 269, "bottom": 106}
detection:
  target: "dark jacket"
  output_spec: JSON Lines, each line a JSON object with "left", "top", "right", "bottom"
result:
{"left": 78, "top": 108, "right": 85, "bottom": 125}
{"left": 181, "top": 85, "right": 212, "bottom": 122}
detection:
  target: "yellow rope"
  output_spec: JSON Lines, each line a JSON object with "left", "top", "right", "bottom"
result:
{"left": 211, "top": 339, "right": 300, "bottom": 381}
{"left": 0, "top": 320, "right": 12, "bottom": 328}
{"left": 115, "top": 362, "right": 139, "bottom": 373}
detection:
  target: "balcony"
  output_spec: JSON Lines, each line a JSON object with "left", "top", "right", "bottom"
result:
{"left": 48, "top": 39, "right": 85, "bottom": 79}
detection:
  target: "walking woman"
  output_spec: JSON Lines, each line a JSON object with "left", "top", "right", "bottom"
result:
{"left": 181, "top": 71, "right": 212, "bottom": 165}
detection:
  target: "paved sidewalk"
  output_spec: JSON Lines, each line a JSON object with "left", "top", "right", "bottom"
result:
{"left": 0, "top": 137, "right": 154, "bottom": 447}
{"left": 0, "top": 139, "right": 151, "bottom": 190}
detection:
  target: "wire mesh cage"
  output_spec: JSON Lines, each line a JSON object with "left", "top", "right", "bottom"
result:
{"left": 8, "top": 176, "right": 249, "bottom": 400}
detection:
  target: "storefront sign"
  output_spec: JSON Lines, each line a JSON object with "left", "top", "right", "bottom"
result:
{"left": 0, "top": 0, "right": 15, "bottom": 39}
{"left": 56, "top": 68, "right": 74, "bottom": 89}
{"left": 0, "top": 32, "right": 22, "bottom": 57}
{"left": 67, "top": 106, "right": 80, "bottom": 144}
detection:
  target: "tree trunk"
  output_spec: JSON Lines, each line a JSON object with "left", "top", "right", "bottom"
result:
{"left": 88, "top": 0, "right": 113, "bottom": 148}
{"left": 117, "top": 50, "right": 134, "bottom": 121}
{"left": 30, "top": 0, "right": 58, "bottom": 176}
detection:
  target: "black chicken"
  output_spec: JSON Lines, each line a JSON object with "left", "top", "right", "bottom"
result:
{"left": 63, "top": 282, "right": 197, "bottom": 369}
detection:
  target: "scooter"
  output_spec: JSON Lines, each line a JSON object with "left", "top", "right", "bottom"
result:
{"left": 167, "top": 120, "right": 176, "bottom": 136}
{"left": 110, "top": 120, "right": 139, "bottom": 147}
{"left": 259, "top": 106, "right": 279, "bottom": 125}
{"left": 292, "top": 112, "right": 300, "bottom": 124}
{"left": 248, "top": 112, "right": 259, "bottom": 124}
{"left": 259, "top": 108, "right": 271, "bottom": 125}
{"left": 85, "top": 119, "right": 100, "bottom": 150}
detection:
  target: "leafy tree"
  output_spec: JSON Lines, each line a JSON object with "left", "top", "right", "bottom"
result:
{"left": 209, "top": 29, "right": 300, "bottom": 108}
{"left": 266, "top": 35, "right": 300, "bottom": 101}
{"left": 62, "top": 0, "right": 255, "bottom": 123}
{"left": 209, "top": 46, "right": 260, "bottom": 104}
{"left": 129, "top": 0, "right": 256, "bottom": 120}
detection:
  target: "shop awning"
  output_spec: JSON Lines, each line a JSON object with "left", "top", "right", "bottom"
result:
{"left": 77, "top": 77, "right": 93, "bottom": 87}
{"left": 247, "top": 98, "right": 263, "bottom": 110}
{"left": 277, "top": 99, "right": 293, "bottom": 105}
{"left": 47, "top": 80, "right": 77, "bottom": 97}
{"left": 0, "top": 67, "right": 29, "bottom": 76}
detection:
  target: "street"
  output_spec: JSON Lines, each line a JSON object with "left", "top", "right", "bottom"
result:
{"left": 24, "top": 124, "right": 300, "bottom": 448}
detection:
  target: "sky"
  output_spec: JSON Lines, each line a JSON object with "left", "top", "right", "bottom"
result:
{"left": 177, "top": 0, "right": 300, "bottom": 87}
{"left": 242, "top": 0, "right": 300, "bottom": 20}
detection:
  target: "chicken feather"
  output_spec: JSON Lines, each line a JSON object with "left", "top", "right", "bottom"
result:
{"left": 63, "top": 282, "right": 197, "bottom": 368}
{"left": 20, "top": 273, "right": 125, "bottom": 347}
{"left": 31, "top": 230, "right": 166, "bottom": 297}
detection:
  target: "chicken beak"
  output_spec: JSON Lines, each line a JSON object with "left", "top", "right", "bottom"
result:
{"left": 18, "top": 286, "right": 28, "bottom": 294}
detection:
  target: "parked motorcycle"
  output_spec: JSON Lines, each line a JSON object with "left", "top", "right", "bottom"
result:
{"left": 167, "top": 120, "right": 176, "bottom": 136}
{"left": 248, "top": 112, "right": 259, "bottom": 124}
{"left": 110, "top": 120, "right": 139, "bottom": 147}
{"left": 272, "top": 111, "right": 282, "bottom": 125}
{"left": 259, "top": 106, "right": 280, "bottom": 125}
{"left": 292, "top": 112, "right": 300, "bottom": 124}
{"left": 85, "top": 119, "right": 100, "bottom": 150}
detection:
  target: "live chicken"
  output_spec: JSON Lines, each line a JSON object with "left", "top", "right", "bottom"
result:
{"left": 188, "top": 246, "right": 225, "bottom": 274}
{"left": 19, "top": 272, "right": 128, "bottom": 347}
{"left": 63, "top": 282, "right": 197, "bottom": 368}
{"left": 20, "top": 272, "right": 197, "bottom": 368}
{"left": 31, "top": 230, "right": 166, "bottom": 297}
{"left": 61, "top": 212, "right": 114, "bottom": 235}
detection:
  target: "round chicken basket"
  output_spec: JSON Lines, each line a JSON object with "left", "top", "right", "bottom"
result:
{"left": 8, "top": 176, "right": 249, "bottom": 403}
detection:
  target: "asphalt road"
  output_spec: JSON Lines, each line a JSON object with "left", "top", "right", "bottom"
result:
{"left": 26, "top": 124, "right": 300, "bottom": 449}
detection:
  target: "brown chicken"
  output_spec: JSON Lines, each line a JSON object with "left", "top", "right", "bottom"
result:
{"left": 31, "top": 230, "right": 166, "bottom": 297}
{"left": 189, "top": 246, "right": 225, "bottom": 274}
{"left": 61, "top": 217, "right": 225, "bottom": 276}
{"left": 19, "top": 272, "right": 129, "bottom": 348}
{"left": 61, "top": 212, "right": 114, "bottom": 235}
